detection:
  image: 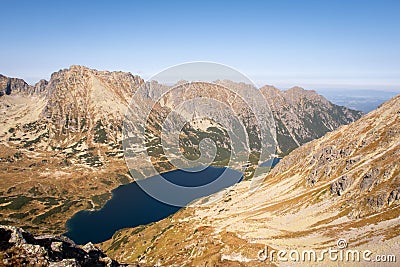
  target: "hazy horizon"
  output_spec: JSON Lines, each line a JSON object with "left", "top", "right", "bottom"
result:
{"left": 1, "top": 0, "right": 399, "bottom": 91}
{"left": 1, "top": 64, "right": 400, "bottom": 94}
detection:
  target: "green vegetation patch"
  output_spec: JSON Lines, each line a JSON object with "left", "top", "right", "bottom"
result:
{"left": 0, "top": 196, "right": 32, "bottom": 210}
{"left": 32, "top": 200, "right": 76, "bottom": 224}
{"left": 151, "top": 224, "right": 173, "bottom": 243}
{"left": 100, "top": 179, "right": 113, "bottom": 186}
{"left": 117, "top": 174, "right": 130, "bottom": 185}
{"left": 94, "top": 120, "right": 108, "bottom": 143}
{"left": 9, "top": 212, "right": 29, "bottom": 219}
{"left": 92, "top": 192, "right": 112, "bottom": 208}
{"left": 108, "top": 235, "right": 129, "bottom": 251}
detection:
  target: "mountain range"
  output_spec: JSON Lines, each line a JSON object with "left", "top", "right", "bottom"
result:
{"left": 0, "top": 66, "right": 375, "bottom": 266}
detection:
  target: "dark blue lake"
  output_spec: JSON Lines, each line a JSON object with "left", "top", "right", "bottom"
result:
{"left": 64, "top": 167, "right": 242, "bottom": 244}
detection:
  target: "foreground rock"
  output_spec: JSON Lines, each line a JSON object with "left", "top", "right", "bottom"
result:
{"left": 0, "top": 225, "right": 121, "bottom": 267}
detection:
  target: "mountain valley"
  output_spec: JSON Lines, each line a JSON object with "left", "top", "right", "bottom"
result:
{"left": 0, "top": 66, "right": 362, "bottom": 238}
{"left": 101, "top": 91, "right": 400, "bottom": 266}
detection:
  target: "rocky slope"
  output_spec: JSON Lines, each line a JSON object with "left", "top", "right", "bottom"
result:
{"left": 101, "top": 94, "right": 400, "bottom": 266}
{"left": 261, "top": 85, "right": 362, "bottom": 155}
{"left": 0, "top": 225, "right": 120, "bottom": 266}
{"left": 0, "top": 66, "right": 361, "bottom": 237}
{"left": 124, "top": 82, "right": 362, "bottom": 186}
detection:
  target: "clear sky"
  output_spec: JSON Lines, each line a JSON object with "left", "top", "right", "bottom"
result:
{"left": 1, "top": 0, "right": 399, "bottom": 91}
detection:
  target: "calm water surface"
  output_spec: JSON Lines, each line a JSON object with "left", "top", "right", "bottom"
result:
{"left": 65, "top": 167, "right": 242, "bottom": 244}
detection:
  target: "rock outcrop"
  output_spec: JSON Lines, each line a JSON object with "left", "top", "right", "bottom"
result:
{"left": 0, "top": 225, "right": 121, "bottom": 266}
{"left": 0, "top": 74, "right": 32, "bottom": 96}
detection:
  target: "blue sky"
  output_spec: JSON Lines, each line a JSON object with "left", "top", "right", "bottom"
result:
{"left": 1, "top": 0, "right": 399, "bottom": 91}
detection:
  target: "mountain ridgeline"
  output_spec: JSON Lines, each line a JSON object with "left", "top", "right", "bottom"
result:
{"left": 0, "top": 66, "right": 362, "bottom": 160}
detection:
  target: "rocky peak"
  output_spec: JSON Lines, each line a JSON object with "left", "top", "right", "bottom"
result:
{"left": 259, "top": 84, "right": 280, "bottom": 94}
{"left": 39, "top": 65, "right": 144, "bottom": 143}
{"left": 0, "top": 74, "right": 33, "bottom": 96}
{"left": 0, "top": 66, "right": 145, "bottom": 170}
{"left": 47, "top": 65, "right": 143, "bottom": 97}
{"left": 284, "top": 86, "right": 329, "bottom": 105}
{"left": 285, "top": 85, "right": 309, "bottom": 93}
{"left": 33, "top": 79, "right": 49, "bottom": 94}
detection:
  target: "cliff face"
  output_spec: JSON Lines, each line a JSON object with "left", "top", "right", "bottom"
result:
{"left": 101, "top": 94, "right": 399, "bottom": 266}
{"left": 0, "top": 75, "right": 31, "bottom": 96}
{"left": 1, "top": 66, "right": 143, "bottom": 147}
{"left": 43, "top": 65, "right": 143, "bottom": 140}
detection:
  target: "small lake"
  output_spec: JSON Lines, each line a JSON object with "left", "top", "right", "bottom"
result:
{"left": 260, "top": 157, "right": 281, "bottom": 168}
{"left": 65, "top": 167, "right": 242, "bottom": 244}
